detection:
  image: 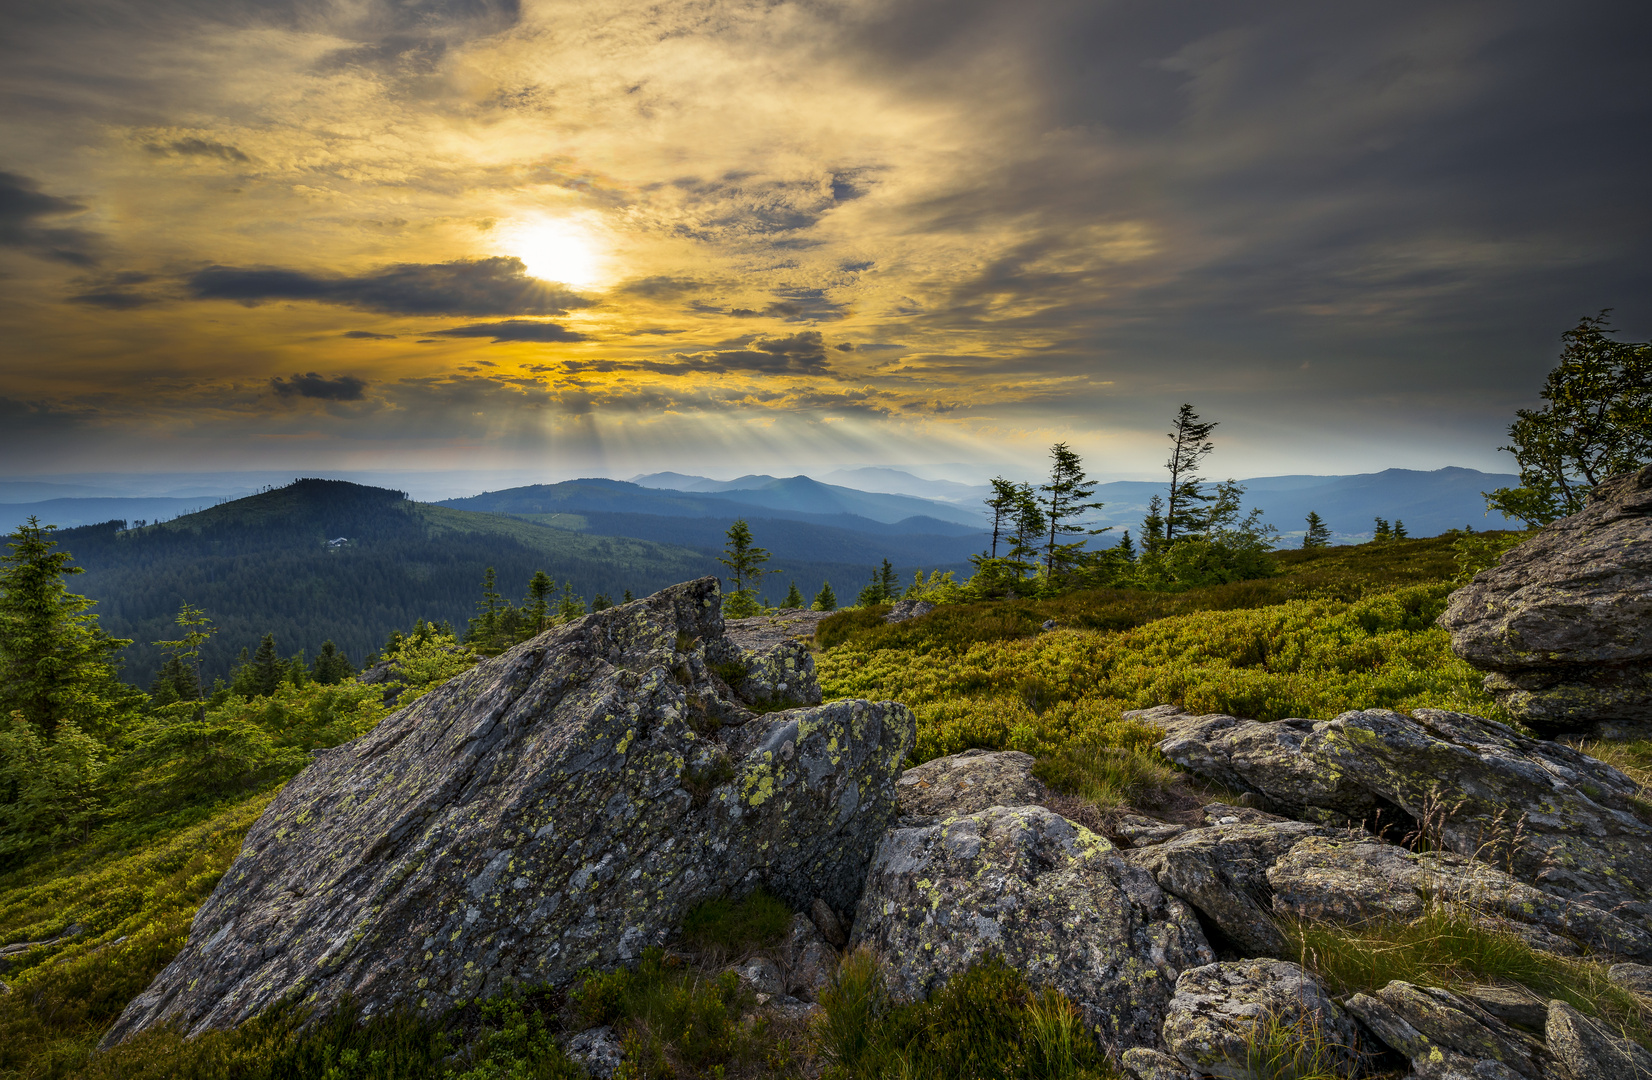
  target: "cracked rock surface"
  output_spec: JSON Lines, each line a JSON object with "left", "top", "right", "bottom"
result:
{"left": 894, "top": 748, "right": 1049, "bottom": 824}
{"left": 1440, "top": 464, "right": 1652, "bottom": 735}
{"left": 850, "top": 803, "right": 1213, "bottom": 1050}
{"left": 103, "top": 577, "right": 913, "bottom": 1046}
{"left": 1160, "top": 959, "right": 1366, "bottom": 1080}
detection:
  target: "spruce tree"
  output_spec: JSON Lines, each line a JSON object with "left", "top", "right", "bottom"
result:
{"left": 247, "top": 634, "right": 284, "bottom": 697}
{"left": 313, "top": 640, "right": 354, "bottom": 685}
{"left": 718, "top": 519, "right": 771, "bottom": 617}
{"left": 783, "top": 581, "right": 804, "bottom": 608}
{"left": 623, "top": 589, "right": 634, "bottom": 603}
{"left": 0, "top": 517, "right": 133, "bottom": 739}
{"left": 1039, "top": 443, "right": 1105, "bottom": 580}
{"left": 153, "top": 602, "right": 214, "bottom": 704}
{"left": 525, "top": 570, "right": 554, "bottom": 633}
{"left": 1372, "top": 517, "right": 1392, "bottom": 542}
{"left": 1302, "top": 512, "right": 1331, "bottom": 548}
{"left": 556, "top": 581, "right": 585, "bottom": 622}
{"left": 812, "top": 582, "right": 837, "bottom": 611}
{"left": 983, "top": 477, "right": 1021, "bottom": 558}
{"left": 1393, "top": 520, "right": 1408, "bottom": 539}
{"left": 1164, "top": 404, "right": 1218, "bottom": 541}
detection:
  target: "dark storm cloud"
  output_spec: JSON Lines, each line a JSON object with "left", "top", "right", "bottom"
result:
{"left": 0, "top": 172, "right": 100, "bottom": 266}
{"left": 271, "top": 372, "right": 368, "bottom": 401}
{"left": 430, "top": 320, "right": 588, "bottom": 343}
{"left": 682, "top": 331, "right": 831, "bottom": 375}
{"left": 189, "top": 258, "right": 597, "bottom": 317}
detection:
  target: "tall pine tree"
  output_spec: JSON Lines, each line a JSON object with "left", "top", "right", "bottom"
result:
{"left": 1164, "top": 404, "right": 1218, "bottom": 542}
{"left": 1039, "top": 443, "right": 1105, "bottom": 580}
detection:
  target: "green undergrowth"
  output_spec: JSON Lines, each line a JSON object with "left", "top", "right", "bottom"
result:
{"left": 819, "top": 582, "right": 1501, "bottom": 764}
{"left": 1288, "top": 906, "right": 1652, "bottom": 1047}
{"left": 814, "top": 950, "right": 1116, "bottom": 1080}
{"left": 679, "top": 889, "right": 791, "bottom": 960}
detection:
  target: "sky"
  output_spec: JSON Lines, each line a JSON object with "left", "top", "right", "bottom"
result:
{"left": 1, "top": 0, "right": 1648, "bottom": 485}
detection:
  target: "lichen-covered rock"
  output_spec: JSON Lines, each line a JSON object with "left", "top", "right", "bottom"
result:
{"left": 1113, "top": 814, "right": 1189, "bottom": 847}
{"left": 781, "top": 914, "right": 834, "bottom": 1002}
{"left": 1160, "top": 960, "right": 1364, "bottom": 1080}
{"left": 1268, "top": 836, "right": 1652, "bottom": 960}
{"left": 1610, "top": 962, "right": 1652, "bottom": 997}
{"left": 1343, "top": 982, "right": 1549, "bottom": 1080}
{"left": 1308, "top": 708, "right": 1652, "bottom": 919}
{"left": 1125, "top": 820, "right": 1330, "bottom": 956}
{"left": 850, "top": 804, "right": 1213, "bottom": 1050}
{"left": 566, "top": 1026, "right": 624, "bottom": 1079}
{"left": 103, "top": 578, "right": 914, "bottom": 1045}
{"left": 1440, "top": 464, "right": 1652, "bottom": 734}
{"left": 894, "top": 748, "right": 1049, "bottom": 824}
{"left": 1146, "top": 704, "right": 1652, "bottom": 923}
{"left": 1455, "top": 985, "right": 1549, "bottom": 1031}
{"left": 1136, "top": 707, "right": 1379, "bottom": 821}
{"left": 884, "top": 599, "right": 934, "bottom": 624}
{"left": 732, "top": 955, "right": 783, "bottom": 995}
{"left": 1119, "top": 1047, "right": 1196, "bottom": 1080}
{"left": 1545, "top": 998, "right": 1652, "bottom": 1079}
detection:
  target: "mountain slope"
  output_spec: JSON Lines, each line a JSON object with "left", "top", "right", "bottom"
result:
{"left": 626, "top": 474, "right": 985, "bottom": 526}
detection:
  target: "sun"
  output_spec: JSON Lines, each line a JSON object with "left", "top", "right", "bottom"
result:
{"left": 511, "top": 222, "right": 600, "bottom": 287}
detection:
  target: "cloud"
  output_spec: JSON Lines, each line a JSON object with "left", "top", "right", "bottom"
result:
{"left": 342, "top": 330, "right": 396, "bottom": 339}
{"left": 681, "top": 331, "right": 831, "bottom": 375}
{"left": 189, "top": 258, "right": 598, "bottom": 317}
{"left": 430, "top": 320, "right": 589, "bottom": 343}
{"left": 728, "top": 288, "right": 847, "bottom": 322}
{"left": 148, "top": 138, "right": 250, "bottom": 163}
{"left": 0, "top": 171, "right": 100, "bottom": 265}
{"left": 68, "top": 290, "right": 156, "bottom": 309}
{"left": 271, "top": 372, "right": 368, "bottom": 401}
{"left": 615, "top": 275, "right": 708, "bottom": 299}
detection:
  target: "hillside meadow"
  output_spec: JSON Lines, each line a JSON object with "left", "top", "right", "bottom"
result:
{"left": 11, "top": 531, "right": 1633, "bottom": 1080}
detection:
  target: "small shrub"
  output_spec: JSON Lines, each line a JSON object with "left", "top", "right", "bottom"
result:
{"left": 1242, "top": 1006, "right": 1360, "bottom": 1080}
{"left": 1033, "top": 743, "right": 1181, "bottom": 814}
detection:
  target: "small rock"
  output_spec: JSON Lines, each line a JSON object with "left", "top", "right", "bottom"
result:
{"left": 1040, "top": 619, "right": 1059, "bottom": 632}
{"left": 884, "top": 599, "right": 935, "bottom": 624}
{"left": 763, "top": 993, "right": 821, "bottom": 1022}
{"left": 1160, "top": 959, "right": 1365, "bottom": 1080}
{"left": 1200, "top": 803, "right": 1287, "bottom": 827}
{"left": 1611, "top": 962, "right": 1652, "bottom": 996}
{"left": 1545, "top": 998, "right": 1652, "bottom": 1079}
{"left": 782, "top": 912, "right": 835, "bottom": 1001}
{"left": 851, "top": 804, "right": 1212, "bottom": 1050}
{"left": 1119, "top": 1046, "right": 1195, "bottom": 1080}
{"left": 566, "top": 1026, "right": 624, "bottom": 1080}
{"left": 1127, "top": 820, "right": 1330, "bottom": 956}
{"left": 732, "top": 955, "right": 783, "bottom": 996}
{"left": 810, "top": 898, "right": 848, "bottom": 948}
{"left": 1112, "top": 814, "right": 1189, "bottom": 848}
{"left": 894, "top": 748, "right": 1049, "bottom": 823}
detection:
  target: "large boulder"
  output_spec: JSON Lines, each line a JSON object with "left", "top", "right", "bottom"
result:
{"left": 1268, "top": 836, "right": 1652, "bottom": 960}
{"left": 1545, "top": 998, "right": 1652, "bottom": 1078}
{"left": 1125, "top": 820, "right": 1330, "bottom": 956}
{"left": 850, "top": 804, "right": 1213, "bottom": 1050}
{"left": 1144, "top": 705, "right": 1652, "bottom": 922}
{"left": 1344, "top": 981, "right": 1552, "bottom": 1080}
{"left": 104, "top": 578, "right": 914, "bottom": 1045}
{"left": 1440, "top": 464, "right": 1652, "bottom": 735}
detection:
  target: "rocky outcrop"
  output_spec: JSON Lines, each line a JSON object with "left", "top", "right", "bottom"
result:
{"left": 894, "top": 748, "right": 1049, "bottom": 824}
{"left": 884, "top": 599, "right": 935, "bottom": 624}
{"left": 1268, "top": 836, "right": 1652, "bottom": 960}
{"left": 1546, "top": 998, "right": 1652, "bottom": 1078}
{"left": 1125, "top": 820, "right": 1330, "bottom": 956}
{"left": 849, "top": 804, "right": 1213, "bottom": 1050}
{"left": 1142, "top": 705, "right": 1652, "bottom": 922}
{"left": 1344, "top": 981, "right": 1553, "bottom": 1080}
{"left": 104, "top": 578, "right": 914, "bottom": 1046}
{"left": 1159, "top": 960, "right": 1366, "bottom": 1080}
{"left": 1441, "top": 464, "right": 1652, "bottom": 735}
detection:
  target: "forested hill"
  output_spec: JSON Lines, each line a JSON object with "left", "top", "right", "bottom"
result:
{"left": 50, "top": 479, "right": 722, "bottom": 685}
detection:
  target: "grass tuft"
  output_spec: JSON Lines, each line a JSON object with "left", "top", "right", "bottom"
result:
{"left": 679, "top": 889, "right": 791, "bottom": 959}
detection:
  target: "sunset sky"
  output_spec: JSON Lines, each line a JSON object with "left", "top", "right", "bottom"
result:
{"left": 2, "top": 0, "right": 1648, "bottom": 483}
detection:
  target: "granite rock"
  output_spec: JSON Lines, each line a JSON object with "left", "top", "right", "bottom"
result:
{"left": 104, "top": 578, "right": 913, "bottom": 1045}
{"left": 1160, "top": 959, "right": 1364, "bottom": 1080}
{"left": 894, "top": 748, "right": 1049, "bottom": 824}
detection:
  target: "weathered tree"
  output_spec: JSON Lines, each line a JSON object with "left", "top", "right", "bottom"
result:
{"left": 983, "top": 477, "right": 1021, "bottom": 558}
{"left": 1039, "top": 443, "right": 1105, "bottom": 579}
{"left": 1486, "top": 312, "right": 1652, "bottom": 525}
{"left": 1164, "top": 404, "right": 1218, "bottom": 542}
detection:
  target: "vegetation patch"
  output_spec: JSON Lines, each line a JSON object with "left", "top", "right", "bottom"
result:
{"left": 679, "top": 888, "right": 791, "bottom": 959}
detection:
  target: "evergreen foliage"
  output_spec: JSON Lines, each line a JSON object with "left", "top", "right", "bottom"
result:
{"left": 1038, "top": 443, "right": 1107, "bottom": 582}
{"left": 1163, "top": 404, "right": 1218, "bottom": 542}
{"left": 1302, "top": 512, "right": 1331, "bottom": 548}
{"left": 782, "top": 581, "right": 804, "bottom": 608}
{"left": 857, "top": 558, "right": 900, "bottom": 606}
{"left": 812, "top": 581, "right": 838, "bottom": 611}
{"left": 1485, "top": 312, "right": 1652, "bottom": 525}
{"left": 717, "top": 520, "right": 771, "bottom": 618}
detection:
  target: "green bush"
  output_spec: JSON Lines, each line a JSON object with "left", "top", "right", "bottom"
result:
{"left": 679, "top": 888, "right": 791, "bottom": 957}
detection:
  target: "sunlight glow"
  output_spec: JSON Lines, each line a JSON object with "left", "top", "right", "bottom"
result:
{"left": 512, "top": 222, "right": 600, "bottom": 287}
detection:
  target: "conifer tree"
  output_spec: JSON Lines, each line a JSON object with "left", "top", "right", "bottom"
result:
{"left": 1393, "top": 519, "right": 1408, "bottom": 539}
{"left": 468, "top": 567, "right": 502, "bottom": 644}
{"left": 718, "top": 519, "right": 771, "bottom": 617}
{"left": 623, "top": 589, "right": 634, "bottom": 603}
{"left": 591, "top": 593, "right": 613, "bottom": 611}
{"left": 1117, "top": 530, "right": 1136, "bottom": 561}
{"left": 783, "top": 581, "right": 804, "bottom": 608}
{"left": 1039, "top": 443, "right": 1105, "bottom": 579}
{"left": 525, "top": 570, "right": 554, "bottom": 634}
{"left": 812, "top": 582, "right": 837, "bottom": 611}
{"left": 556, "top": 581, "right": 585, "bottom": 622}
{"left": 983, "top": 477, "right": 1021, "bottom": 558}
{"left": 153, "top": 602, "right": 214, "bottom": 704}
{"left": 1373, "top": 517, "right": 1392, "bottom": 542}
{"left": 1164, "top": 404, "right": 1218, "bottom": 541}
{"left": 312, "top": 640, "right": 354, "bottom": 685}
{"left": 0, "top": 517, "right": 133, "bottom": 739}
{"left": 1302, "top": 512, "right": 1331, "bottom": 548}
{"left": 247, "top": 634, "right": 284, "bottom": 697}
